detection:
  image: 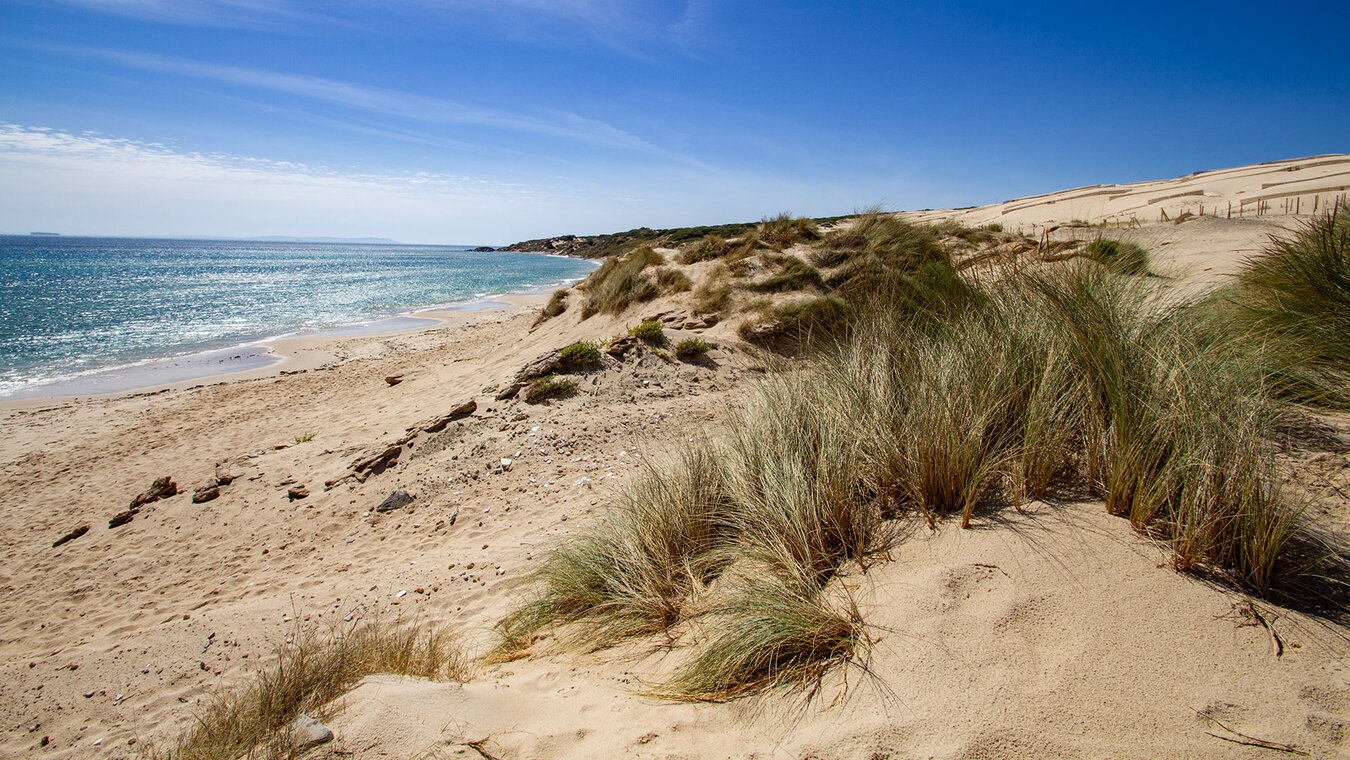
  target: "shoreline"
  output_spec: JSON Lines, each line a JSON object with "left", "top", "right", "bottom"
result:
{"left": 0, "top": 292, "right": 551, "bottom": 409}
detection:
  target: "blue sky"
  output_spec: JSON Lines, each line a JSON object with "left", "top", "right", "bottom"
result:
{"left": 1, "top": 1, "right": 1347, "bottom": 244}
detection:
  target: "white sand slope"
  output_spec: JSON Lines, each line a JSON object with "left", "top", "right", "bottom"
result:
{"left": 902, "top": 154, "right": 1350, "bottom": 233}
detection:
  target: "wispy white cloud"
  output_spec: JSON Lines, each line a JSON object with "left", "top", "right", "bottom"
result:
{"left": 49, "top": 0, "right": 716, "bottom": 49}
{"left": 0, "top": 122, "right": 518, "bottom": 193}
{"left": 0, "top": 122, "right": 548, "bottom": 241}
{"left": 52, "top": 46, "right": 709, "bottom": 165}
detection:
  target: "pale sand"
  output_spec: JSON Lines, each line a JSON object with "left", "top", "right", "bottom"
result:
{"left": 2, "top": 159, "right": 1349, "bottom": 759}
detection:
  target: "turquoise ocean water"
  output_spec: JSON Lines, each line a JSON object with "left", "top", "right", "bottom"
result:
{"left": 0, "top": 236, "right": 596, "bottom": 399}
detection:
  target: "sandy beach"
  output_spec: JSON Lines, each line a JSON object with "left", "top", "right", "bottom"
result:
{"left": 3, "top": 157, "right": 1350, "bottom": 759}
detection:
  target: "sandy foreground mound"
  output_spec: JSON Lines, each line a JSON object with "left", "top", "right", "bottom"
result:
{"left": 2, "top": 159, "right": 1349, "bottom": 758}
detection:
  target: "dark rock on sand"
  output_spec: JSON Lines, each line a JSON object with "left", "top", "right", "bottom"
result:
{"left": 108, "top": 509, "right": 136, "bottom": 529}
{"left": 192, "top": 483, "right": 220, "bottom": 503}
{"left": 131, "top": 476, "right": 179, "bottom": 509}
{"left": 287, "top": 485, "right": 310, "bottom": 501}
{"left": 214, "top": 463, "right": 237, "bottom": 485}
{"left": 52, "top": 525, "right": 90, "bottom": 548}
{"left": 376, "top": 489, "right": 414, "bottom": 513}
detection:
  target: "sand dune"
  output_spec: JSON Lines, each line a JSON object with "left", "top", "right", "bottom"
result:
{"left": 902, "top": 153, "right": 1350, "bottom": 233}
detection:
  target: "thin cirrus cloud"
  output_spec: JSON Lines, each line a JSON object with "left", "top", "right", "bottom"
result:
{"left": 47, "top": 0, "right": 710, "bottom": 47}
{"left": 54, "top": 46, "right": 707, "bottom": 166}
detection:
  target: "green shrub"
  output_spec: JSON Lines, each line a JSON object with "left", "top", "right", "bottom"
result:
{"left": 629, "top": 319, "right": 666, "bottom": 344}
{"left": 674, "top": 337, "right": 712, "bottom": 360}
{"left": 1085, "top": 237, "right": 1150, "bottom": 275}
{"left": 581, "top": 246, "right": 664, "bottom": 318}
{"left": 558, "top": 340, "right": 602, "bottom": 368}
{"left": 524, "top": 375, "right": 577, "bottom": 404}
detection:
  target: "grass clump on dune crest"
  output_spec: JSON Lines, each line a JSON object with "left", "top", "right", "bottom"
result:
{"left": 157, "top": 620, "right": 467, "bottom": 760}
{"left": 759, "top": 213, "right": 820, "bottom": 250}
{"left": 581, "top": 245, "right": 664, "bottom": 317}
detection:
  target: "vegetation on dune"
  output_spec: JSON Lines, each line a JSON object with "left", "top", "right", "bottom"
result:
{"left": 558, "top": 340, "right": 602, "bottom": 368}
{"left": 680, "top": 233, "right": 759, "bottom": 265}
{"left": 675, "top": 337, "right": 712, "bottom": 360}
{"left": 758, "top": 213, "right": 821, "bottom": 250}
{"left": 534, "top": 288, "right": 569, "bottom": 326}
{"left": 580, "top": 245, "right": 664, "bottom": 317}
{"left": 654, "top": 266, "right": 693, "bottom": 293}
{"left": 524, "top": 375, "right": 577, "bottom": 404}
{"left": 156, "top": 620, "right": 467, "bottom": 760}
{"left": 499, "top": 208, "right": 1347, "bottom": 702}
{"left": 628, "top": 319, "right": 666, "bottom": 344}
{"left": 1217, "top": 209, "right": 1350, "bottom": 407}
{"left": 746, "top": 253, "right": 824, "bottom": 293}
{"left": 1084, "top": 237, "right": 1151, "bottom": 275}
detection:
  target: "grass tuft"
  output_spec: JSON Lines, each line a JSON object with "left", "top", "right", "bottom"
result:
{"left": 534, "top": 288, "right": 569, "bottom": 325}
{"left": 494, "top": 447, "right": 733, "bottom": 655}
{"left": 738, "top": 295, "right": 854, "bottom": 348}
{"left": 654, "top": 266, "right": 693, "bottom": 293}
{"left": 650, "top": 575, "right": 866, "bottom": 702}
{"left": 758, "top": 213, "right": 820, "bottom": 250}
{"left": 747, "top": 254, "right": 824, "bottom": 292}
{"left": 1219, "top": 209, "right": 1350, "bottom": 407}
{"left": 581, "top": 246, "right": 664, "bottom": 318}
{"left": 155, "top": 620, "right": 467, "bottom": 760}
{"left": 1084, "top": 237, "right": 1150, "bottom": 275}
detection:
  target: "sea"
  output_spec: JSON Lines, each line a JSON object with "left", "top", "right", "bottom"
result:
{"left": 0, "top": 236, "right": 597, "bottom": 400}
